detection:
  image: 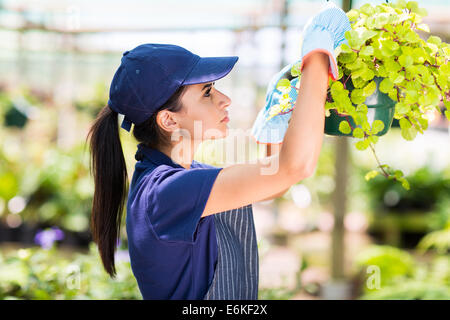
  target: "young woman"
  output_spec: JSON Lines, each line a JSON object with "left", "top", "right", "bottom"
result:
{"left": 86, "top": 5, "right": 350, "bottom": 300}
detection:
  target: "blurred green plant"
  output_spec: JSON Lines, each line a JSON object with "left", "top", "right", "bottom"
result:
{"left": 363, "top": 165, "right": 450, "bottom": 213}
{"left": 0, "top": 85, "right": 48, "bottom": 129}
{"left": 359, "top": 279, "right": 450, "bottom": 299}
{"left": 0, "top": 142, "right": 94, "bottom": 233}
{"left": 417, "top": 224, "right": 450, "bottom": 255}
{"left": 354, "top": 244, "right": 450, "bottom": 299}
{"left": 360, "top": 165, "right": 450, "bottom": 246}
{"left": 0, "top": 243, "right": 141, "bottom": 300}
{"left": 258, "top": 287, "right": 295, "bottom": 300}
{"left": 21, "top": 143, "right": 94, "bottom": 232}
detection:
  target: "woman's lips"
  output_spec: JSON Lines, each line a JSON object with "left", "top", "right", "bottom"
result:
{"left": 221, "top": 116, "right": 229, "bottom": 123}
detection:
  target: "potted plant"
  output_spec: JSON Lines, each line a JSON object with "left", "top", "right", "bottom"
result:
{"left": 271, "top": 0, "right": 449, "bottom": 190}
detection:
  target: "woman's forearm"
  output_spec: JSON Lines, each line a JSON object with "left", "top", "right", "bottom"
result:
{"left": 279, "top": 52, "right": 330, "bottom": 177}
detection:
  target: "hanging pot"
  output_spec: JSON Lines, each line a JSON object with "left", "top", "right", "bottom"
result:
{"left": 324, "top": 76, "right": 396, "bottom": 137}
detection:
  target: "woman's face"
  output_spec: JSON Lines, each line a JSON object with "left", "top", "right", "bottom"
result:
{"left": 158, "top": 81, "right": 231, "bottom": 142}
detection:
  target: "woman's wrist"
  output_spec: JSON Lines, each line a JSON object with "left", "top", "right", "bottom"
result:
{"left": 301, "top": 52, "right": 330, "bottom": 81}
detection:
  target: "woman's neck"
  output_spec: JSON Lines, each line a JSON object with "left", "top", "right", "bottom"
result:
{"left": 159, "top": 139, "right": 201, "bottom": 170}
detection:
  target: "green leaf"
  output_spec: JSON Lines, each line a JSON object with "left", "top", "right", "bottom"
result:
{"left": 331, "top": 81, "right": 344, "bottom": 95}
{"left": 407, "top": 1, "right": 419, "bottom": 12}
{"left": 400, "top": 46, "right": 413, "bottom": 56}
{"left": 360, "top": 4, "right": 375, "bottom": 16}
{"left": 352, "top": 127, "right": 365, "bottom": 139}
{"left": 377, "top": 65, "right": 388, "bottom": 77}
{"left": 437, "top": 73, "right": 447, "bottom": 89}
{"left": 398, "top": 177, "right": 410, "bottom": 190}
{"left": 339, "top": 121, "right": 352, "bottom": 135}
{"left": 388, "top": 88, "right": 398, "bottom": 101}
{"left": 417, "top": 117, "right": 429, "bottom": 131}
{"left": 373, "top": 13, "right": 390, "bottom": 29}
{"left": 379, "top": 78, "right": 394, "bottom": 93}
{"left": 427, "top": 35, "right": 442, "bottom": 45}
{"left": 361, "top": 68, "right": 375, "bottom": 81}
{"left": 351, "top": 89, "right": 366, "bottom": 105}
{"left": 394, "top": 170, "right": 403, "bottom": 179}
{"left": 362, "top": 121, "right": 371, "bottom": 132}
{"left": 361, "top": 30, "right": 378, "bottom": 42}
{"left": 355, "top": 139, "right": 370, "bottom": 151}
{"left": 276, "top": 79, "right": 291, "bottom": 93}
{"left": 359, "top": 45, "right": 374, "bottom": 57}
{"left": 340, "top": 43, "right": 353, "bottom": 54}
{"left": 365, "top": 170, "right": 379, "bottom": 181}
{"left": 346, "top": 57, "right": 364, "bottom": 70}
{"left": 384, "top": 39, "right": 399, "bottom": 51}
{"left": 345, "top": 30, "right": 364, "bottom": 49}
{"left": 445, "top": 110, "right": 450, "bottom": 121}
{"left": 371, "top": 120, "right": 385, "bottom": 135}
{"left": 354, "top": 112, "right": 366, "bottom": 125}
{"left": 399, "top": 118, "right": 417, "bottom": 140}
{"left": 352, "top": 77, "right": 368, "bottom": 89}
{"left": 368, "top": 135, "right": 379, "bottom": 144}
{"left": 347, "top": 9, "right": 359, "bottom": 22}
{"left": 416, "top": 23, "right": 430, "bottom": 32}
{"left": 426, "top": 42, "right": 439, "bottom": 54}
{"left": 356, "top": 103, "right": 368, "bottom": 113}
{"left": 399, "top": 117, "right": 411, "bottom": 129}
{"left": 398, "top": 55, "right": 414, "bottom": 67}
{"left": 389, "top": 72, "right": 405, "bottom": 84}
{"left": 363, "top": 81, "right": 377, "bottom": 97}
{"left": 395, "top": 102, "right": 411, "bottom": 115}
{"left": 290, "top": 62, "right": 302, "bottom": 77}
{"left": 339, "top": 52, "right": 357, "bottom": 64}
{"left": 384, "top": 59, "right": 402, "bottom": 73}
{"left": 404, "top": 30, "right": 420, "bottom": 43}
{"left": 404, "top": 90, "right": 418, "bottom": 104}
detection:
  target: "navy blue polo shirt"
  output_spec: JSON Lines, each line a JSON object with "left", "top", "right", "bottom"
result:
{"left": 126, "top": 142, "right": 223, "bottom": 299}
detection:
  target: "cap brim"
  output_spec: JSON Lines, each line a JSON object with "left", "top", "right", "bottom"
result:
{"left": 182, "top": 56, "right": 239, "bottom": 85}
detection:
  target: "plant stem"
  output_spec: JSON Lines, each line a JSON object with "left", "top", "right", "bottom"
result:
{"left": 368, "top": 142, "right": 390, "bottom": 178}
{"left": 431, "top": 72, "right": 443, "bottom": 92}
{"left": 343, "top": 74, "right": 351, "bottom": 89}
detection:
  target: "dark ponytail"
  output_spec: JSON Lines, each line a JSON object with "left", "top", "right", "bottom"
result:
{"left": 86, "top": 84, "right": 187, "bottom": 277}
{"left": 86, "top": 106, "right": 128, "bottom": 278}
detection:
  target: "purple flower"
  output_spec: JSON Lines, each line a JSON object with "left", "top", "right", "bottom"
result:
{"left": 34, "top": 227, "right": 65, "bottom": 249}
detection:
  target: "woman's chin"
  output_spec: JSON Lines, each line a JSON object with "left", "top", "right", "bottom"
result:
{"left": 207, "top": 130, "right": 228, "bottom": 140}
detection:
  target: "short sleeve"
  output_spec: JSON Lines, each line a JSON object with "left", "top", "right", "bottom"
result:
{"left": 147, "top": 166, "right": 223, "bottom": 242}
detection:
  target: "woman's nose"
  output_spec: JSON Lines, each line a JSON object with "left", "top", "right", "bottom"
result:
{"left": 218, "top": 91, "right": 231, "bottom": 109}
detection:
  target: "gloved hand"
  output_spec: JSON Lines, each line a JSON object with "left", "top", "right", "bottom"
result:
{"left": 300, "top": 2, "right": 351, "bottom": 80}
{"left": 251, "top": 3, "right": 351, "bottom": 144}
{"left": 250, "top": 61, "right": 300, "bottom": 144}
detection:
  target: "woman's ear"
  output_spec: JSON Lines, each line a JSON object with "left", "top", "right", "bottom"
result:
{"left": 156, "top": 110, "right": 179, "bottom": 133}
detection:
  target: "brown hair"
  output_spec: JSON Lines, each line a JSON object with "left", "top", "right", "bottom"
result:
{"left": 85, "top": 85, "right": 188, "bottom": 277}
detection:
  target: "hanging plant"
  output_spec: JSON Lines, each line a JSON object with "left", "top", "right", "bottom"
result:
{"left": 270, "top": 0, "right": 450, "bottom": 190}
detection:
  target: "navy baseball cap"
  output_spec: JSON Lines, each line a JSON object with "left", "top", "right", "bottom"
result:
{"left": 107, "top": 43, "right": 239, "bottom": 131}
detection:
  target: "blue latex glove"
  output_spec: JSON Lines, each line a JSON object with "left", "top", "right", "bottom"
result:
{"left": 251, "top": 3, "right": 351, "bottom": 144}
{"left": 300, "top": 2, "right": 351, "bottom": 80}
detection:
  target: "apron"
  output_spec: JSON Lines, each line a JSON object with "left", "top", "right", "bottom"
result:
{"left": 203, "top": 204, "right": 259, "bottom": 300}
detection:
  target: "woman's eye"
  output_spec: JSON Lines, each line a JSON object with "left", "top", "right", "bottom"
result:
{"left": 204, "top": 82, "right": 215, "bottom": 98}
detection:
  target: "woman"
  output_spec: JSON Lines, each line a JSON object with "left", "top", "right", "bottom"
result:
{"left": 86, "top": 5, "right": 350, "bottom": 300}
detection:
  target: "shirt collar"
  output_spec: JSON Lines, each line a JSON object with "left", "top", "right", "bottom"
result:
{"left": 135, "top": 143, "right": 194, "bottom": 169}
